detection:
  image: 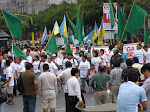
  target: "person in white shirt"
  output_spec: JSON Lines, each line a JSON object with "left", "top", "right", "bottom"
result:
{"left": 66, "top": 68, "right": 84, "bottom": 112}
{"left": 132, "top": 44, "right": 146, "bottom": 64}
{"left": 48, "top": 56, "right": 57, "bottom": 75}
{"left": 78, "top": 55, "right": 90, "bottom": 91}
{"left": 91, "top": 50, "right": 101, "bottom": 72}
{"left": 143, "top": 46, "right": 150, "bottom": 64}
{"left": 38, "top": 64, "right": 57, "bottom": 112}
{"left": 100, "top": 49, "right": 108, "bottom": 66}
{"left": 5, "top": 60, "right": 15, "bottom": 105}
{"left": 1, "top": 53, "right": 7, "bottom": 76}
{"left": 8, "top": 56, "right": 17, "bottom": 75}
{"left": 19, "top": 55, "right": 27, "bottom": 72}
{"left": 67, "top": 53, "right": 78, "bottom": 68}
{"left": 26, "top": 50, "right": 33, "bottom": 63}
{"left": 62, "top": 53, "right": 68, "bottom": 70}
{"left": 57, "top": 61, "right": 72, "bottom": 112}
{"left": 33, "top": 55, "right": 40, "bottom": 78}
{"left": 38, "top": 55, "right": 49, "bottom": 74}
{"left": 84, "top": 45, "right": 88, "bottom": 54}
{"left": 78, "top": 50, "right": 84, "bottom": 64}
{"left": 52, "top": 53, "right": 62, "bottom": 92}
{"left": 16, "top": 58, "right": 22, "bottom": 78}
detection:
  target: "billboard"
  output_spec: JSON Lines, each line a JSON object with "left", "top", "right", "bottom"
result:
{"left": 103, "top": 3, "right": 117, "bottom": 30}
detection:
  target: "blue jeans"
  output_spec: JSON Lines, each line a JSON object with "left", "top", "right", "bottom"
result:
{"left": 35, "top": 72, "right": 41, "bottom": 79}
{"left": 23, "top": 95, "right": 36, "bottom": 112}
{"left": 0, "top": 103, "right": 4, "bottom": 112}
{"left": 89, "top": 79, "right": 93, "bottom": 92}
{"left": 57, "top": 81, "right": 61, "bottom": 92}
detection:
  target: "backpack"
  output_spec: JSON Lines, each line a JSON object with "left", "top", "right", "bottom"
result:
{"left": 17, "top": 73, "right": 24, "bottom": 94}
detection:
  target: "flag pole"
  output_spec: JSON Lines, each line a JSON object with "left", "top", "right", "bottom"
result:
{"left": 110, "top": 0, "right": 115, "bottom": 28}
{"left": 1, "top": 9, "right": 15, "bottom": 42}
{"left": 122, "top": 3, "right": 126, "bottom": 16}
{"left": 120, "top": 1, "right": 135, "bottom": 46}
{"left": 66, "top": 12, "right": 75, "bottom": 33}
{"left": 144, "top": 15, "right": 145, "bottom": 45}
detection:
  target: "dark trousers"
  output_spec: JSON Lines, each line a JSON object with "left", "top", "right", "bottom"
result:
{"left": 23, "top": 95, "right": 36, "bottom": 112}
{"left": 65, "top": 93, "right": 69, "bottom": 112}
{"left": 68, "top": 96, "right": 81, "bottom": 112}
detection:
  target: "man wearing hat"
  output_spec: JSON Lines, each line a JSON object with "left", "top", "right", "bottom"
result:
{"left": 109, "top": 48, "right": 124, "bottom": 72}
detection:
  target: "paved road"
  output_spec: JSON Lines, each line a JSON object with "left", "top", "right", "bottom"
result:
{"left": 3, "top": 87, "right": 95, "bottom": 112}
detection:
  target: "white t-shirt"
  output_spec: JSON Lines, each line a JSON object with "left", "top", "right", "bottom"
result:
{"left": 10, "top": 62, "right": 17, "bottom": 74}
{"left": 16, "top": 63, "right": 22, "bottom": 77}
{"left": 1, "top": 59, "right": 6, "bottom": 74}
{"left": 144, "top": 50, "right": 150, "bottom": 63}
{"left": 49, "top": 62, "right": 58, "bottom": 74}
{"left": 108, "top": 51, "right": 114, "bottom": 67}
{"left": 6, "top": 66, "right": 14, "bottom": 86}
{"left": 27, "top": 56, "right": 33, "bottom": 63}
{"left": 100, "top": 54, "right": 108, "bottom": 66}
{"left": 33, "top": 61, "right": 40, "bottom": 73}
{"left": 67, "top": 58, "right": 78, "bottom": 68}
{"left": 78, "top": 60, "right": 90, "bottom": 78}
{"left": 21, "top": 60, "right": 26, "bottom": 72}
{"left": 132, "top": 49, "right": 146, "bottom": 64}
{"left": 91, "top": 57, "right": 101, "bottom": 72}
{"left": 77, "top": 56, "right": 82, "bottom": 64}
{"left": 54, "top": 57, "right": 62, "bottom": 76}
{"left": 40, "top": 61, "right": 49, "bottom": 73}
{"left": 63, "top": 58, "right": 68, "bottom": 70}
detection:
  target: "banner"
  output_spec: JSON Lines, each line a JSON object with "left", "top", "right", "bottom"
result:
{"left": 55, "top": 37, "right": 65, "bottom": 46}
{"left": 103, "top": 3, "right": 117, "bottom": 30}
{"left": 71, "top": 43, "right": 138, "bottom": 59}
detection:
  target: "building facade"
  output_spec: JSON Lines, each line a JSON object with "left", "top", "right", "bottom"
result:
{"left": 0, "top": 0, "right": 78, "bottom": 14}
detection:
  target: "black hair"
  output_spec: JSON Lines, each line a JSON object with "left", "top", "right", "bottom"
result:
{"left": 109, "top": 45, "right": 114, "bottom": 51}
{"left": 65, "top": 61, "right": 72, "bottom": 68}
{"left": 143, "top": 46, "right": 147, "bottom": 48}
{"left": 79, "top": 50, "right": 84, "bottom": 57}
{"left": 43, "top": 64, "right": 49, "bottom": 71}
{"left": 93, "top": 50, "right": 98, "bottom": 57}
{"left": 76, "top": 47, "right": 79, "bottom": 50}
{"left": 100, "top": 49, "right": 104, "bottom": 54}
{"left": 126, "top": 58, "right": 133, "bottom": 66}
{"left": 127, "top": 71, "right": 138, "bottom": 82}
{"left": 54, "top": 53, "right": 57, "bottom": 57}
{"left": 82, "top": 55, "right": 87, "bottom": 59}
{"left": 8, "top": 56, "right": 13, "bottom": 60}
{"left": 68, "top": 53, "right": 73, "bottom": 56}
{"left": 26, "top": 63, "right": 33, "bottom": 70}
{"left": 6, "top": 60, "right": 10, "bottom": 66}
{"left": 133, "top": 57, "right": 139, "bottom": 63}
{"left": 141, "top": 64, "right": 150, "bottom": 74}
{"left": 114, "top": 60, "right": 120, "bottom": 67}
{"left": 71, "top": 68, "right": 79, "bottom": 76}
{"left": 35, "top": 55, "right": 39, "bottom": 60}
{"left": 41, "top": 55, "right": 47, "bottom": 59}
{"left": 98, "top": 65, "right": 104, "bottom": 72}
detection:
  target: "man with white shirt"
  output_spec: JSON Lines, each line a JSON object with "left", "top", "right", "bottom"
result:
{"left": 38, "top": 64, "right": 57, "bottom": 112}
{"left": 66, "top": 68, "right": 84, "bottom": 112}
{"left": 38, "top": 55, "right": 48, "bottom": 74}
{"left": 5, "top": 60, "right": 15, "bottom": 105}
{"left": 48, "top": 56, "right": 57, "bottom": 75}
{"left": 79, "top": 55, "right": 90, "bottom": 91}
{"left": 1, "top": 53, "right": 7, "bottom": 76}
{"left": 57, "top": 61, "right": 72, "bottom": 112}
{"left": 26, "top": 49, "right": 33, "bottom": 63}
{"left": 132, "top": 44, "right": 146, "bottom": 64}
{"left": 143, "top": 46, "right": 150, "bottom": 64}
{"left": 107, "top": 45, "right": 114, "bottom": 74}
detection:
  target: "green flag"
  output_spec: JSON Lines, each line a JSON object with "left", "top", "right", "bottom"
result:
{"left": 45, "top": 34, "right": 58, "bottom": 54}
{"left": 66, "top": 15, "right": 76, "bottom": 34}
{"left": 144, "top": 24, "right": 150, "bottom": 46}
{"left": 2, "top": 10, "right": 22, "bottom": 39}
{"left": 110, "top": 0, "right": 116, "bottom": 28}
{"left": 126, "top": 3, "right": 147, "bottom": 35}
{"left": 65, "top": 41, "right": 72, "bottom": 53}
{"left": 74, "top": 8, "right": 83, "bottom": 43}
{"left": 118, "top": 9, "right": 128, "bottom": 41}
{"left": 12, "top": 43, "right": 27, "bottom": 60}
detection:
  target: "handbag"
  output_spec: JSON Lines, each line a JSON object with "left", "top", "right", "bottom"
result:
{"left": 0, "top": 88, "right": 7, "bottom": 103}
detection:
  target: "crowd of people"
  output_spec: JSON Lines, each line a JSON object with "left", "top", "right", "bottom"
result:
{"left": 0, "top": 42, "right": 150, "bottom": 112}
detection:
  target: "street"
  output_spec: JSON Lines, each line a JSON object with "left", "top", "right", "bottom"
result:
{"left": 3, "top": 87, "right": 95, "bottom": 112}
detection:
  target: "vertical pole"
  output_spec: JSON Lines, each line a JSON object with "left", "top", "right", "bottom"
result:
{"left": 30, "top": 17, "right": 35, "bottom": 48}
